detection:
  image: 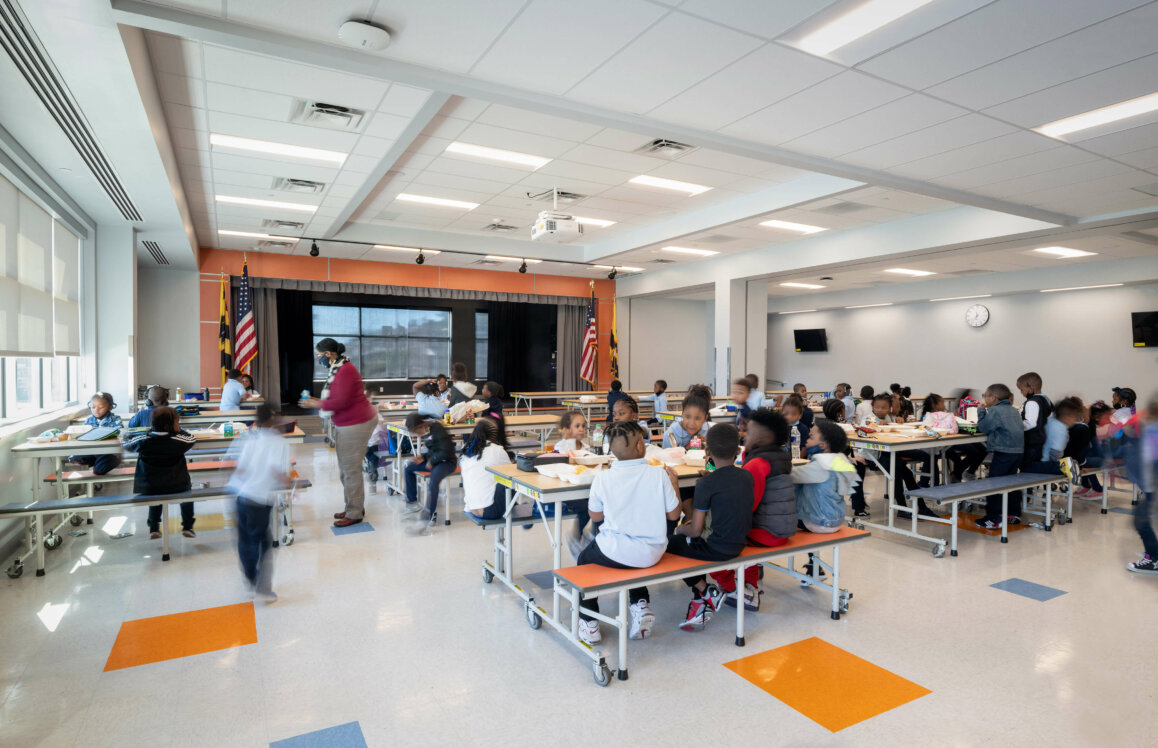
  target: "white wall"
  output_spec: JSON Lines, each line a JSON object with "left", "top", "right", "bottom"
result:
{"left": 767, "top": 283, "right": 1158, "bottom": 403}
{"left": 137, "top": 266, "right": 200, "bottom": 393}
{"left": 627, "top": 297, "right": 714, "bottom": 390}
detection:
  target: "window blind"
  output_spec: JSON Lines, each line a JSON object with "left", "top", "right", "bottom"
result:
{"left": 0, "top": 174, "right": 17, "bottom": 355}
{"left": 52, "top": 220, "right": 79, "bottom": 355}
{"left": 14, "top": 191, "right": 53, "bottom": 356}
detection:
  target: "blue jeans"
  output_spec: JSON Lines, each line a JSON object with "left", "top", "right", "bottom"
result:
{"left": 235, "top": 496, "right": 273, "bottom": 590}
{"left": 1135, "top": 491, "right": 1158, "bottom": 558}
{"left": 985, "top": 451, "right": 1022, "bottom": 518}
{"left": 71, "top": 454, "right": 121, "bottom": 475}
{"left": 404, "top": 459, "right": 457, "bottom": 514}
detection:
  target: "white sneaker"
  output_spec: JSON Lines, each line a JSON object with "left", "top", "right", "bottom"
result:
{"left": 628, "top": 600, "right": 655, "bottom": 640}
{"left": 578, "top": 618, "right": 601, "bottom": 645}
{"left": 742, "top": 583, "right": 762, "bottom": 612}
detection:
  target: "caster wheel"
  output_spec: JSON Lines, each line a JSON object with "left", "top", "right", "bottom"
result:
{"left": 932, "top": 545, "right": 945, "bottom": 558}
{"left": 44, "top": 534, "right": 63, "bottom": 550}
{"left": 525, "top": 605, "right": 542, "bottom": 630}
{"left": 482, "top": 567, "right": 494, "bottom": 584}
{"left": 593, "top": 662, "right": 612, "bottom": 687}
{"left": 6, "top": 562, "right": 22, "bottom": 579}
{"left": 69, "top": 515, "right": 83, "bottom": 527}
{"left": 281, "top": 534, "right": 294, "bottom": 547}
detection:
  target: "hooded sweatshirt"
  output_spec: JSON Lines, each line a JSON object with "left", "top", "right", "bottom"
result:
{"left": 792, "top": 452, "right": 859, "bottom": 532}
{"left": 447, "top": 380, "right": 478, "bottom": 408}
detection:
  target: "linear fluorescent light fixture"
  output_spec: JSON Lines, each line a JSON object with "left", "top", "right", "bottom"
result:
{"left": 445, "top": 141, "right": 551, "bottom": 169}
{"left": 629, "top": 175, "right": 711, "bottom": 196}
{"left": 373, "top": 245, "right": 441, "bottom": 254}
{"left": 661, "top": 246, "right": 718, "bottom": 256}
{"left": 573, "top": 216, "right": 616, "bottom": 228}
{"left": 209, "top": 133, "right": 346, "bottom": 165}
{"left": 760, "top": 219, "right": 827, "bottom": 234}
{"left": 929, "top": 294, "right": 992, "bottom": 302}
{"left": 845, "top": 302, "right": 893, "bottom": 309}
{"left": 1040, "top": 283, "right": 1123, "bottom": 293}
{"left": 780, "top": 282, "right": 826, "bottom": 290}
{"left": 779, "top": 309, "right": 818, "bottom": 315}
{"left": 217, "top": 230, "right": 300, "bottom": 241}
{"left": 594, "top": 265, "right": 643, "bottom": 272}
{"left": 485, "top": 255, "right": 541, "bottom": 263}
{"left": 1033, "top": 246, "right": 1097, "bottom": 259}
{"left": 215, "top": 195, "right": 317, "bottom": 213}
{"left": 1034, "top": 92, "right": 1158, "bottom": 138}
{"left": 799, "top": 0, "right": 936, "bottom": 56}
{"left": 396, "top": 193, "right": 479, "bottom": 210}
{"left": 885, "top": 268, "right": 935, "bottom": 277}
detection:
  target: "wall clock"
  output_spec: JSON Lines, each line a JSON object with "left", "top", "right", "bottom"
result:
{"left": 966, "top": 304, "right": 990, "bottom": 328}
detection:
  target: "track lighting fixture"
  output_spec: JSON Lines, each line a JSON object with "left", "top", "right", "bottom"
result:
{"left": 608, "top": 268, "right": 617, "bottom": 280}
{"left": 309, "top": 240, "right": 319, "bottom": 257}
{"left": 518, "top": 260, "right": 527, "bottom": 274}
{"left": 416, "top": 250, "right": 425, "bottom": 265}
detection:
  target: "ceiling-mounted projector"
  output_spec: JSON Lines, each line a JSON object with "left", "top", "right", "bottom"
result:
{"left": 338, "top": 20, "right": 391, "bottom": 51}
{"left": 531, "top": 211, "right": 583, "bottom": 243}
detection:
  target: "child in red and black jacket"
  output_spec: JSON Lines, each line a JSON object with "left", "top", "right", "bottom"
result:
{"left": 403, "top": 412, "right": 458, "bottom": 528}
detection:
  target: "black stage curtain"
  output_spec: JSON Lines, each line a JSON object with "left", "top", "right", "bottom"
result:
{"left": 277, "top": 289, "right": 315, "bottom": 403}
{"left": 487, "top": 300, "right": 556, "bottom": 394}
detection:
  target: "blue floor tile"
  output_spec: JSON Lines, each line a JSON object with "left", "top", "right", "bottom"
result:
{"left": 990, "top": 577, "right": 1067, "bottom": 602}
{"left": 331, "top": 522, "right": 374, "bottom": 536}
{"left": 271, "top": 721, "right": 367, "bottom": 748}
{"left": 1109, "top": 507, "right": 1133, "bottom": 515}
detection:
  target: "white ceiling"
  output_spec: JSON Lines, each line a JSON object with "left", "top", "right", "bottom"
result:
{"left": 4, "top": 0, "right": 1158, "bottom": 286}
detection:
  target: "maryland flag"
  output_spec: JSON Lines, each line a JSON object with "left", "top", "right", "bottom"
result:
{"left": 218, "top": 273, "right": 232, "bottom": 386}
{"left": 609, "top": 297, "right": 619, "bottom": 380}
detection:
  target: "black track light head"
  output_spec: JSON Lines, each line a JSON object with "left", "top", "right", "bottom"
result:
{"left": 416, "top": 251, "right": 425, "bottom": 265}
{"left": 309, "top": 240, "right": 319, "bottom": 257}
{"left": 608, "top": 268, "right": 617, "bottom": 280}
{"left": 519, "top": 260, "right": 527, "bottom": 274}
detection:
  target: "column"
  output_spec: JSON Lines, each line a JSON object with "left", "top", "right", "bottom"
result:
{"left": 712, "top": 279, "right": 746, "bottom": 395}
{"left": 94, "top": 225, "right": 137, "bottom": 413}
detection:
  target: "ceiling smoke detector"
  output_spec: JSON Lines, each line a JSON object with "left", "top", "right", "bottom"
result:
{"left": 635, "top": 138, "right": 698, "bottom": 159}
{"left": 338, "top": 20, "right": 391, "bottom": 51}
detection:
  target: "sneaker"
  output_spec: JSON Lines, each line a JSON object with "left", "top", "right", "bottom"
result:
{"left": 149, "top": 530, "right": 161, "bottom": 540}
{"left": 403, "top": 501, "right": 423, "bottom": 514}
{"left": 1072, "top": 487, "right": 1090, "bottom": 498}
{"left": 1006, "top": 516, "right": 1021, "bottom": 526}
{"left": 801, "top": 556, "right": 826, "bottom": 586}
{"left": 1078, "top": 490, "right": 1103, "bottom": 501}
{"left": 578, "top": 619, "right": 601, "bottom": 644}
{"left": 738, "top": 583, "right": 762, "bottom": 611}
{"left": 975, "top": 517, "right": 1002, "bottom": 529}
{"left": 255, "top": 586, "right": 278, "bottom": 603}
{"left": 1127, "top": 554, "right": 1158, "bottom": 574}
{"left": 628, "top": 600, "right": 655, "bottom": 640}
{"left": 853, "top": 509, "right": 870, "bottom": 518}
{"left": 702, "top": 584, "right": 727, "bottom": 613}
{"left": 181, "top": 529, "right": 196, "bottom": 538}
{"left": 679, "top": 597, "right": 711, "bottom": 631}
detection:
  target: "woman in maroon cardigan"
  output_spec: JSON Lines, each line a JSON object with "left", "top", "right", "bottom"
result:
{"left": 300, "top": 338, "right": 377, "bottom": 527}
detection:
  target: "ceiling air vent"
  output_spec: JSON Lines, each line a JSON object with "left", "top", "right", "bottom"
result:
{"left": 816, "top": 201, "right": 870, "bottom": 215}
{"left": 472, "top": 259, "right": 502, "bottom": 266}
{"left": 698, "top": 233, "right": 737, "bottom": 244}
{"left": 527, "top": 189, "right": 585, "bottom": 203}
{"left": 649, "top": 258, "right": 676, "bottom": 264}
{"left": 142, "top": 240, "right": 169, "bottom": 265}
{"left": 482, "top": 223, "right": 519, "bottom": 232}
{"left": 290, "top": 101, "right": 366, "bottom": 132}
{"left": 635, "top": 138, "right": 697, "bottom": 159}
{"left": 273, "top": 178, "right": 325, "bottom": 194}
{"left": 263, "top": 219, "right": 304, "bottom": 231}
{"left": 257, "top": 240, "right": 296, "bottom": 250}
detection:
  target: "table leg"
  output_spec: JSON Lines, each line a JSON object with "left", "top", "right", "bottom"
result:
{"left": 951, "top": 502, "right": 959, "bottom": 556}
{"left": 735, "top": 562, "right": 747, "bottom": 646}
{"left": 1045, "top": 483, "right": 1053, "bottom": 531}
{"left": 618, "top": 589, "right": 629, "bottom": 680}
{"left": 830, "top": 547, "right": 841, "bottom": 619}
{"left": 35, "top": 512, "right": 45, "bottom": 576}
{"left": 54, "top": 456, "right": 65, "bottom": 500}
{"left": 1000, "top": 493, "right": 1009, "bottom": 543}
{"left": 887, "top": 452, "right": 897, "bottom": 529}
{"left": 162, "top": 503, "right": 171, "bottom": 561}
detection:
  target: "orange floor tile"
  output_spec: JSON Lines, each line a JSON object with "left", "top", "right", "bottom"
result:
{"left": 724, "top": 637, "right": 930, "bottom": 732}
{"left": 956, "top": 511, "right": 1033, "bottom": 536}
{"left": 104, "top": 602, "right": 257, "bottom": 672}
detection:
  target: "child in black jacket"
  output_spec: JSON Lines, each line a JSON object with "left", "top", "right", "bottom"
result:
{"left": 125, "top": 406, "right": 196, "bottom": 539}
{"left": 403, "top": 412, "right": 458, "bottom": 527}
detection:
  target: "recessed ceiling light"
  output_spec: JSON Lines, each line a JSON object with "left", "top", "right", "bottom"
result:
{"left": 661, "top": 246, "right": 718, "bottom": 256}
{"left": 779, "top": 309, "right": 818, "bottom": 315}
{"left": 218, "top": 230, "right": 300, "bottom": 241}
{"left": 572, "top": 216, "right": 616, "bottom": 228}
{"left": 798, "top": 0, "right": 936, "bottom": 56}
{"left": 885, "top": 268, "right": 935, "bottom": 277}
{"left": 629, "top": 175, "right": 711, "bottom": 196}
{"left": 780, "top": 282, "right": 826, "bottom": 290}
{"left": 485, "top": 255, "right": 542, "bottom": 263}
{"left": 373, "top": 245, "right": 441, "bottom": 255}
{"left": 759, "top": 219, "right": 827, "bottom": 234}
{"left": 444, "top": 142, "right": 551, "bottom": 169}
{"left": 1032, "top": 246, "right": 1097, "bottom": 259}
{"left": 929, "top": 294, "right": 992, "bottom": 302}
{"left": 594, "top": 265, "right": 643, "bottom": 272}
{"left": 209, "top": 133, "right": 346, "bottom": 165}
{"left": 1040, "top": 283, "right": 1123, "bottom": 293}
{"left": 845, "top": 302, "right": 893, "bottom": 309}
{"left": 1034, "top": 92, "right": 1158, "bottom": 138}
{"left": 396, "top": 193, "right": 479, "bottom": 210}
{"left": 215, "top": 195, "right": 317, "bottom": 213}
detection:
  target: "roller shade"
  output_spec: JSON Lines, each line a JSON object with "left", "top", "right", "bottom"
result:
{"left": 13, "top": 190, "right": 53, "bottom": 355}
{"left": 52, "top": 220, "right": 79, "bottom": 355}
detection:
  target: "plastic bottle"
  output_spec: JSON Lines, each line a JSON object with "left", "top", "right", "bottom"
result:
{"left": 224, "top": 422, "right": 234, "bottom": 438}
{"left": 201, "top": 387, "right": 210, "bottom": 401}
{"left": 175, "top": 386, "right": 183, "bottom": 401}
{"left": 592, "top": 425, "right": 605, "bottom": 454}
{"left": 300, "top": 389, "right": 311, "bottom": 401}
{"left": 791, "top": 428, "right": 801, "bottom": 460}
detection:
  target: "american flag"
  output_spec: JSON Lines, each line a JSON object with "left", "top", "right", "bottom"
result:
{"left": 579, "top": 284, "right": 596, "bottom": 387}
{"left": 234, "top": 260, "right": 257, "bottom": 373}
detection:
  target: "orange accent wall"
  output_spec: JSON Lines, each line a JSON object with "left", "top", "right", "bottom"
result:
{"left": 197, "top": 248, "right": 616, "bottom": 390}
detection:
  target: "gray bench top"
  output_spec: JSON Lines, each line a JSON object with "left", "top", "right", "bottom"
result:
{"left": 908, "top": 473, "right": 1064, "bottom": 504}
{"left": 0, "top": 480, "right": 311, "bottom": 515}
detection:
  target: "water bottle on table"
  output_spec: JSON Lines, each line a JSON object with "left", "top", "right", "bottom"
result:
{"left": 791, "top": 427, "right": 801, "bottom": 460}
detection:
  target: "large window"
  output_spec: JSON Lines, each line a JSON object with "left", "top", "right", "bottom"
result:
{"left": 1, "top": 356, "right": 79, "bottom": 422}
{"left": 475, "top": 312, "right": 488, "bottom": 380}
{"left": 313, "top": 304, "right": 451, "bottom": 380}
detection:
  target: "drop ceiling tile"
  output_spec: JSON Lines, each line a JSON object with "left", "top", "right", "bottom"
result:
{"left": 156, "top": 72, "right": 206, "bottom": 109}
{"left": 841, "top": 114, "right": 1017, "bottom": 171}
{"left": 409, "top": 169, "right": 514, "bottom": 196}
{"left": 513, "top": 172, "right": 617, "bottom": 198}
{"left": 371, "top": 0, "right": 527, "bottom": 74}
{"left": 670, "top": 149, "right": 778, "bottom": 177}
{"left": 170, "top": 127, "right": 208, "bottom": 151}
{"left": 783, "top": 95, "right": 968, "bottom": 159}
{"left": 454, "top": 121, "right": 578, "bottom": 158}
{"left": 647, "top": 42, "right": 844, "bottom": 131}
{"left": 888, "top": 131, "right": 1060, "bottom": 181}
{"left": 473, "top": 103, "right": 605, "bottom": 143}
{"left": 677, "top": 0, "right": 836, "bottom": 39}
{"left": 820, "top": 0, "right": 993, "bottom": 67}
{"left": 470, "top": 0, "right": 667, "bottom": 95}
{"left": 972, "top": 159, "right": 1133, "bottom": 200}
{"left": 931, "top": 146, "right": 1100, "bottom": 190}
{"left": 566, "top": 12, "right": 763, "bottom": 115}
{"left": 1116, "top": 145, "right": 1158, "bottom": 170}
{"left": 720, "top": 70, "right": 908, "bottom": 146}
{"left": 201, "top": 45, "right": 389, "bottom": 110}
{"left": 1074, "top": 121, "right": 1158, "bottom": 158}
{"left": 164, "top": 101, "right": 209, "bottom": 131}
{"left": 557, "top": 143, "right": 671, "bottom": 173}
{"left": 423, "top": 154, "right": 541, "bottom": 184}
{"left": 378, "top": 84, "right": 433, "bottom": 116}
{"left": 644, "top": 161, "right": 750, "bottom": 189}
{"left": 203, "top": 81, "right": 295, "bottom": 120}
{"left": 209, "top": 151, "right": 341, "bottom": 182}
{"left": 206, "top": 110, "right": 360, "bottom": 151}
{"left": 535, "top": 158, "right": 638, "bottom": 187}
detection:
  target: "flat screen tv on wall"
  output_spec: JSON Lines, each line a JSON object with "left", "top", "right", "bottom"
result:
{"left": 794, "top": 328, "right": 828, "bottom": 352}
{"left": 1132, "top": 311, "right": 1158, "bottom": 347}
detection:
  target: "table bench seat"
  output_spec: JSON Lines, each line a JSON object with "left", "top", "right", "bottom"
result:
{"left": 44, "top": 460, "right": 237, "bottom": 483}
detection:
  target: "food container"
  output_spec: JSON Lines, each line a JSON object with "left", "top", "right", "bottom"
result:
{"left": 683, "top": 449, "right": 707, "bottom": 467}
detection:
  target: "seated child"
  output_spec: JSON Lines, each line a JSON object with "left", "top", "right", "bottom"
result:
{"left": 849, "top": 393, "right": 928, "bottom": 518}
{"left": 822, "top": 398, "right": 845, "bottom": 423}
{"left": 480, "top": 381, "right": 505, "bottom": 420}
{"left": 975, "top": 383, "right": 1025, "bottom": 528}
{"left": 605, "top": 379, "right": 627, "bottom": 422}
{"left": 576, "top": 422, "right": 682, "bottom": 644}
{"left": 553, "top": 410, "right": 589, "bottom": 453}
{"left": 364, "top": 400, "right": 388, "bottom": 492}
{"left": 460, "top": 417, "right": 511, "bottom": 520}
{"left": 1076, "top": 401, "right": 1113, "bottom": 498}
{"left": 794, "top": 421, "right": 859, "bottom": 534}
{"left": 835, "top": 383, "right": 855, "bottom": 424}
{"left": 662, "top": 393, "right": 712, "bottom": 450}
{"left": 403, "top": 412, "right": 457, "bottom": 527}
{"left": 125, "top": 406, "right": 196, "bottom": 539}
{"left": 611, "top": 395, "right": 649, "bottom": 432}
{"left": 731, "top": 378, "right": 753, "bottom": 434}
{"left": 668, "top": 423, "right": 753, "bottom": 631}
{"left": 71, "top": 392, "right": 123, "bottom": 475}
{"left": 129, "top": 386, "right": 168, "bottom": 429}
{"left": 780, "top": 394, "right": 810, "bottom": 448}
{"left": 915, "top": 393, "right": 958, "bottom": 486}
{"left": 792, "top": 383, "right": 815, "bottom": 430}
{"left": 1024, "top": 396, "right": 1081, "bottom": 475}
{"left": 853, "top": 385, "right": 875, "bottom": 423}
{"left": 436, "top": 374, "right": 450, "bottom": 404}
{"left": 639, "top": 379, "right": 668, "bottom": 423}
{"left": 412, "top": 378, "right": 447, "bottom": 419}
{"left": 745, "top": 374, "right": 765, "bottom": 411}
{"left": 240, "top": 374, "right": 261, "bottom": 398}
{"left": 709, "top": 408, "right": 794, "bottom": 611}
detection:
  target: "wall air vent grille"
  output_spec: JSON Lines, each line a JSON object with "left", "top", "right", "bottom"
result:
{"left": 142, "top": 240, "right": 169, "bottom": 265}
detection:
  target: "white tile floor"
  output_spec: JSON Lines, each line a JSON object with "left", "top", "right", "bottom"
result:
{"left": 2, "top": 442, "right": 1156, "bottom": 746}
